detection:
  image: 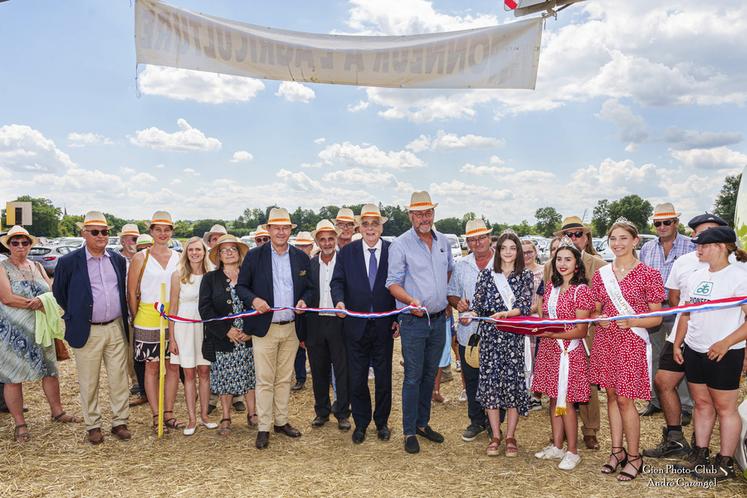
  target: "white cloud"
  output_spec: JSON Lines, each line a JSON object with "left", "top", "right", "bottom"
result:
{"left": 131, "top": 172, "right": 158, "bottom": 184}
{"left": 130, "top": 119, "right": 222, "bottom": 152}
{"left": 318, "top": 141, "right": 424, "bottom": 169}
{"left": 347, "top": 100, "right": 370, "bottom": 112}
{"left": 314, "top": 137, "right": 326, "bottom": 144}
{"left": 664, "top": 129, "right": 743, "bottom": 150}
{"left": 138, "top": 65, "right": 265, "bottom": 104}
{"left": 670, "top": 146, "right": 747, "bottom": 169}
{"left": 322, "top": 168, "right": 397, "bottom": 185}
{"left": 67, "top": 132, "right": 113, "bottom": 148}
{"left": 0, "top": 124, "right": 77, "bottom": 173}
{"left": 406, "top": 130, "right": 503, "bottom": 152}
{"left": 183, "top": 167, "right": 200, "bottom": 176}
{"left": 275, "top": 81, "right": 316, "bottom": 103}
{"left": 230, "top": 150, "right": 254, "bottom": 163}
{"left": 460, "top": 156, "right": 512, "bottom": 176}
{"left": 154, "top": 163, "right": 165, "bottom": 169}
{"left": 597, "top": 99, "right": 648, "bottom": 148}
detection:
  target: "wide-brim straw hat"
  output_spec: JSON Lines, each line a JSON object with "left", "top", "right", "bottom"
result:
{"left": 651, "top": 202, "right": 681, "bottom": 221}
{"left": 75, "top": 210, "right": 112, "bottom": 231}
{"left": 408, "top": 191, "right": 438, "bottom": 211}
{"left": 150, "top": 210, "right": 174, "bottom": 227}
{"left": 311, "top": 220, "right": 340, "bottom": 240}
{"left": 355, "top": 203, "right": 389, "bottom": 225}
{"left": 464, "top": 219, "right": 490, "bottom": 239}
{"left": 136, "top": 234, "right": 154, "bottom": 246}
{"left": 266, "top": 207, "right": 297, "bottom": 229}
{"left": 209, "top": 234, "right": 249, "bottom": 266}
{"left": 0, "top": 225, "right": 38, "bottom": 249}
{"left": 335, "top": 208, "right": 358, "bottom": 226}
{"left": 554, "top": 215, "right": 591, "bottom": 237}
{"left": 294, "top": 231, "right": 314, "bottom": 246}
{"left": 119, "top": 223, "right": 140, "bottom": 237}
{"left": 203, "top": 224, "right": 227, "bottom": 244}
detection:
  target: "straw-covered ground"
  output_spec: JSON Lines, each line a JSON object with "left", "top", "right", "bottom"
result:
{"left": 1, "top": 342, "right": 745, "bottom": 498}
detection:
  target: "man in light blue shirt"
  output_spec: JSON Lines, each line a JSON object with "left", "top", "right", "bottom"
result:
{"left": 386, "top": 191, "right": 453, "bottom": 454}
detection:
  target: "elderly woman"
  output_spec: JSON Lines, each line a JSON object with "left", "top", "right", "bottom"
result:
{"left": 0, "top": 226, "right": 80, "bottom": 442}
{"left": 199, "top": 234, "right": 256, "bottom": 436}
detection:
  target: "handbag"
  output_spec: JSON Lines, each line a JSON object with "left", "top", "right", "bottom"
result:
{"left": 54, "top": 338, "right": 70, "bottom": 361}
{"left": 464, "top": 333, "right": 480, "bottom": 368}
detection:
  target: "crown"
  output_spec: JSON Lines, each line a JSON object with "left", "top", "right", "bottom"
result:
{"left": 501, "top": 228, "right": 517, "bottom": 237}
{"left": 558, "top": 236, "right": 575, "bottom": 249}
{"left": 613, "top": 216, "right": 635, "bottom": 228}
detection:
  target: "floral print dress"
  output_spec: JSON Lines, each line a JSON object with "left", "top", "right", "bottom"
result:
{"left": 473, "top": 268, "right": 533, "bottom": 414}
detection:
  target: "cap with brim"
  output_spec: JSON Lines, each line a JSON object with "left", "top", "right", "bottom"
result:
{"left": 294, "top": 231, "right": 314, "bottom": 246}
{"left": 554, "top": 215, "right": 591, "bottom": 237}
{"left": 651, "top": 202, "right": 681, "bottom": 221}
{"left": 0, "top": 225, "right": 38, "bottom": 249}
{"left": 354, "top": 203, "right": 388, "bottom": 225}
{"left": 688, "top": 213, "right": 728, "bottom": 231}
{"left": 136, "top": 234, "right": 154, "bottom": 246}
{"left": 464, "top": 219, "right": 491, "bottom": 239}
{"left": 119, "top": 223, "right": 140, "bottom": 237}
{"left": 408, "top": 191, "right": 438, "bottom": 211}
{"left": 203, "top": 224, "right": 227, "bottom": 244}
{"left": 209, "top": 234, "right": 249, "bottom": 266}
{"left": 691, "top": 226, "right": 736, "bottom": 245}
{"left": 76, "top": 210, "right": 113, "bottom": 231}
{"left": 150, "top": 210, "right": 174, "bottom": 227}
{"left": 312, "top": 220, "right": 340, "bottom": 240}
{"left": 266, "top": 208, "right": 297, "bottom": 229}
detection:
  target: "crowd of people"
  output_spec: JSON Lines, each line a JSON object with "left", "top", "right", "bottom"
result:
{"left": 1, "top": 192, "right": 745, "bottom": 483}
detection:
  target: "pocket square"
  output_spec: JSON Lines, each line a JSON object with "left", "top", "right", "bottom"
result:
{"left": 299, "top": 270, "right": 307, "bottom": 277}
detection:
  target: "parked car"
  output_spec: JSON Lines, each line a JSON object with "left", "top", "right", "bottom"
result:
{"left": 52, "top": 237, "right": 85, "bottom": 248}
{"left": 593, "top": 237, "right": 615, "bottom": 262}
{"left": 27, "top": 245, "right": 77, "bottom": 276}
{"left": 169, "top": 239, "right": 183, "bottom": 252}
{"left": 444, "top": 233, "right": 463, "bottom": 261}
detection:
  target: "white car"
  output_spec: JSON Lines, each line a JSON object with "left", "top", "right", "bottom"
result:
{"left": 444, "top": 233, "right": 463, "bottom": 262}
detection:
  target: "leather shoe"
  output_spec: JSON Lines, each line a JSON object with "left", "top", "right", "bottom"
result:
{"left": 128, "top": 394, "right": 147, "bottom": 407}
{"left": 232, "top": 400, "right": 246, "bottom": 412}
{"left": 377, "top": 426, "right": 391, "bottom": 441}
{"left": 274, "top": 423, "right": 301, "bottom": 438}
{"left": 352, "top": 428, "right": 366, "bottom": 444}
{"left": 638, "top": 403, "right": 662, "bottom": 416}
{"left": 111, "top": 424, "right": 132, "bottom": 441}
{"left": 86, "top": 428, "right": 104, "bottom": 445}
{"left": 255, "top": 431, "right": 269, "bottom": 449}
{"left": 312, "top": 416, "right": 329, "bottom": 427}
{"left": 404, "top": 435, "right": 420, "bottom": 454}
{"left": 583, "top": 435, "right": 600, "bottom": 450}
{"left": 416, "top": 425, "right": 444, "bottom": 443}
{"left": 682, "top": 411, "right": 692, "bottom": 426}
{"left": 337, "top": 417, "right": 351, "bottom": 431}
{"left": 291, "top": 381, "right": 305, "bottom": 391}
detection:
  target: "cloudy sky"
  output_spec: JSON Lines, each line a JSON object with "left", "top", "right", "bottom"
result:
{"left": 1, "top": 0, "right": 746, "bottom": 225}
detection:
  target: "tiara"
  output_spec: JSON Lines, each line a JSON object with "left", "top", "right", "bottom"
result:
{"left": 501, "top": 228, "right": 517, "bottom": 236}
{"left": 613, "top": 216, "right": 635, "bottom": 228}
{"left": 558, "top": 236, "right": 575, "bottom": 248}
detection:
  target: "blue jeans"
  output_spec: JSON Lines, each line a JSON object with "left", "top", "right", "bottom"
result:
{"left": 399, "top": 313, "right": 446, "bottom": 436}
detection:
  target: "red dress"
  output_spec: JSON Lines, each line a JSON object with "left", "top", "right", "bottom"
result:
{"left": 589, "top": 263, "right": 665, "bottom": 400}
{"left": 531, "top": 283, "right": 594, "bottom": 402}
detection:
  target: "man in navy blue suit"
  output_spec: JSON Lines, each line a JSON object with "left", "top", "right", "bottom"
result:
{"left": 331, "top": 204, "right": 398, "bottom": 444}
{"left": 52, "top": 211, "right": 131, "bottom": 445}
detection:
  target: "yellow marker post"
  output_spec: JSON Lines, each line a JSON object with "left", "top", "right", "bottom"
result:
{"left": 157, "top": 283, "right": 166, "bottom": 438}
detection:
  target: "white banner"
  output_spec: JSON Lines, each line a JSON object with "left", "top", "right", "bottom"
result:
{"left": 135, "top": 0, "right": 543, "bottom": 89}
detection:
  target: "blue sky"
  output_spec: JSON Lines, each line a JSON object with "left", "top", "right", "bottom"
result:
{"left": 2, "top": 0, "right": 746, "bottom": 225}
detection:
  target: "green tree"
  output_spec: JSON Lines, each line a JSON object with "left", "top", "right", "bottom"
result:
{"left": 534, "top": 207, "right": 562, "bottom": 237}
{"left": 714, "top": 173, "right": 742, "bottom": 226}
{"left": 434, "top": 217, "right": 462, "bottom": 234}
{"left": 103, "top": 213, "right": 128, "bottom": 235}
{"left": 9, "top": 195, "right": 62, "bottom": 237}
{"left": 235, "top": 208, "right": 267, "bottom": 229}
{"left": 608, "top": 195, "right": 653, "bottom": 233}
{"left": 58, "top": 214, "right": 84, "bottom": 236}
{"left": 191, "top": 219, "right": 228, "bottom": 238}
{"left": 592, "top": 199, "right": 610, "bottom": 236}
{"left": 511, "top": 220, "right": 534, "bottom": 236}
{"left": 172, "top": 220, "right": 194, "bottom": 238}
{"left": 381, "top": 205, "right": 410, "bottom": 236}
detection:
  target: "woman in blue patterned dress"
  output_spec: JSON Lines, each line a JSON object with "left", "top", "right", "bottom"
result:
{"left": 199, "top": 235, "right": 256, "bottom": 436}
{"left": 468, "top": 230, "right": 533, "bottom": 457}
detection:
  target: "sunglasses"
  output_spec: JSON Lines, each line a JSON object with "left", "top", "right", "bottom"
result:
{"left": 10, "top": 239, "right": 31, "bottom": 247}
{"left": 87, "top": 229, "right": 110, "bottom": 236}
{"left": 256, "top": 237, "right": 270, "bottom": 243}
{"left": 564, "top": 231, "right": 585, "bottom": 239}
{"left": 653, "top": 220, "right": 676, "bottom": 227}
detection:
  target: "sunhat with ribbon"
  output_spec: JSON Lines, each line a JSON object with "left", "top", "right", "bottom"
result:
{"left": 119, "top": 223, "right": 140, "bottom": 237}
{"left": 76, "top": 211, "right": 112, "bottom": 231}
{"left": 209, "top": 234, "right": 249, "bottom": 266}
{"left": 651, "top": 202, "right": 681, "bottom": 221}
{"left": 464, "top": 219, "right": 491, "bottom": 239}
{"left": 311, "top": 220, "right": 340, "bottom": 240}
{"left": 335, "top": 208, "right": 357, "bottom": 225}
{"left": 355, "top": 203, "right": 389, "bottom": 225}
{"left": 294, "top": 231, "right": 314, "bottom": 246}
{"left": 254, "top": 225, "right": 270, "bottom": 238}
{"left": 266, "top": 208, "right": 297, "bottom": 229}
{"left": 0, "top": 225, "right": 38, "bottom": 249}
{"left": 408, "top": 191, "right": 438, "bottom": 211}
{"left": 203, "top": 224, "right": 227, "bottom": 245}
{"left": 554, "top": 215, "right": 591, "bottom": 237}
{"left": 150, "top": 210, "right": 174, "bottom": 227}
{"left": 135, "top": 234, "right": 154, "bottom": 247}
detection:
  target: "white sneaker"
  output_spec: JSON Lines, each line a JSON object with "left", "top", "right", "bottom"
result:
{"left": 558, "top": 451, "right": 581, "bottom": 470}
{"left": 458, "top": 390, "right": 468, "bottom": 402}
{"left": 534, "top": 445, "right": 566, "bottom": 460}
{"left": 455, "top": 360, "right": 462, "bottom": 372}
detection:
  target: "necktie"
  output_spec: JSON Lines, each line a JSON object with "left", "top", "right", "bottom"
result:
{"left": 368, "top": 248, "right": 377, "bottom": 290}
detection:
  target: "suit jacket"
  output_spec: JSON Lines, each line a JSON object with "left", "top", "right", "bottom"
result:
{"left": 52, "top": 246, "right": 129, "bottom": 348}
{"left": 199, "top": 269, "right": 245, "bottom": 362}
{"left": 330, "top": 239, "right": 395, "bottom": 340}
{"left": 236, "top": 242, "right": 312, "bottom": 339}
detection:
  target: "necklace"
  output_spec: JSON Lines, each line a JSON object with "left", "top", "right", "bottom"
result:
{"left": 9, "top": 258, "right": 34, "bottom": 280}
{"left": 613, "top": 259, "right": 638, "bottom": 275}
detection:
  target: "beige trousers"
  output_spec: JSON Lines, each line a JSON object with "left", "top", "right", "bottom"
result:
{"left": 252, "top": 323, "right": 299, "bottom": 432}
{"left": 73, "top": 319, "right": 130, "bottom": 430}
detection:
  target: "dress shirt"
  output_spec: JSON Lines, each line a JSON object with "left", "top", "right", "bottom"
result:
{"left": 318, "top": 253, "right": 337, "bottom": 316}
{"left": 447, "top": 252, "right": 493, "bottom": 346}
{"left": 363, "top": 238, "right": 382, "bottom": 276}
{"left": 640, "top": 233, "right": 695, "bottom": 292}
{"left": 271, "top": 244, "right": 295, "bottom": 322}
{"left": 85, "top": 247, "right": 121, "bottom": 323}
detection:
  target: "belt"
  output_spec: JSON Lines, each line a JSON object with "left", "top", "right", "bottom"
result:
{"left": 90, "top": 318, "right": 119, "bottom": 326}
{"left": 272, "top": 320, "right": 295, "bottom": 326}
{"left": 412, "top": 308, "right": 446, "bottom": 320}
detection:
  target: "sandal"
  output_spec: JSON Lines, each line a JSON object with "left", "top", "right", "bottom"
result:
{"left": 218, "top": 418, "right": 231, "bottom": 436}
{"left": 601, "top": 446, "right": 628, "bottom": 474}
{"left": 486, "top": 437, "right": 501, "bottom": 456}
{"left": 51, "top": 411, "right": 82, "bottom": 423}
{"left": 505, "top": 437, "right": 518, "bottom": 458}
{"left": 14, "top": 424, "right": 30, "bottom": 443}
{"left": 617, "top": 454, "right": 643, "bottom": 482}
{"left": 247, "top": 412, "right": 258, "bottom": 428}
{"left": 163, "top": 410, "right": 185, "bottom": 429}
{"left": 152, "top": 414, "right": 170, "bottom": 434}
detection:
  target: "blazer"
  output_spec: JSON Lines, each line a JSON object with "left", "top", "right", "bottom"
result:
{"left": 198, "top": 269, "right": 244, "bottom": 362}
{"left": 236, "top": 242, "right": 312, "bottom": 339}
{"left": 52, "top": 246, "right": 129, "bottom": 348}
{"left": 330, "top": 239, "right": 395, "bottom": 340}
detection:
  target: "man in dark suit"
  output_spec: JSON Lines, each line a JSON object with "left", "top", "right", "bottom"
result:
{"left": 52, "top": 211, "right": 131, "bottom": 445}
{"left": 331, "top": 204, "right": 398, "bottom": 444}
{"left": 305, "top": 220, "right": 351, "bottom": 431}
{"left": 237, "top": 208, "right": 312, "bottom": 449}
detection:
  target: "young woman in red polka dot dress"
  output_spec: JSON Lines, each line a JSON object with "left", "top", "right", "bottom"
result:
{"left": 591, "top": 220, "right": 666, "bottom": 482}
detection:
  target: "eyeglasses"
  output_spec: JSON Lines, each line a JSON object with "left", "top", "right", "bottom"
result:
{"left": 361, "top": 221, "right": 381, "bottom": 228}
{"left": 564, "top": 231, "right": 585, "bottom": 239}
{"left": 336, "top": 222, "right": 355, "bottom": 229}
{"left": 9, "top": 239, "right": 31, "bottom": 247}
{"left": 86, "top": 229, "right": 110, "bottom": 237}
{"left": 653, "top": 220, "right": 676, "bottom": 227}
{"left": 255, "top": 237, "right": 269, "bottom": 243}
{"left": 468, "top": 234, "right": 489, "bottom": 243}
{"left": 219, "top": 247, "right": 239, "bottom": 254}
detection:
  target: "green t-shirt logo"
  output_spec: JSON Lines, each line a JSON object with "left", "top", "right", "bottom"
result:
{"left": 694, "top": 281, "right": 713, "bottom": 297}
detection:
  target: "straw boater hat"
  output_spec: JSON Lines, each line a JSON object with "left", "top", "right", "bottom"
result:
{"left": 554, "top": 215, "right": 591, "bottom": 237}
{"left": 254, "top": 225, "right": 270, "bottom": 238}
{"left": 651, "top": 202, "right": 681, "bottom": 221}
{"left": 203, "top": 224, "right": 227, "bottom": 244}
{"left": 463, "top": 219, "right": 490, "bottom": 239}
{"left": 119, "top": 223, "right": 140, "bottom": 237}
{"left": 209, "top": 234, "right": 249, "bottom": 266}
{"left": 135, "top": 234, "right": 154, "bottom": 247}
{"left": 266, "top": 207, "right": 297, "bottom": 229}
{"left": 335, "top": 208, "right": 358, "bottom": 226}
{"left": 294, "top": 231, "right": 314, "bottom": 246}
{"left": 150, "top": 210, "right": 174, "bottom": 227}
{"left": 0, "top": 225, "right": 38, "bottom": 249}
{"left": 311, "top": 220, "right": 340, "bottom": 240}
{"left": 76, "top": 211, "right": 112, "bottom": 231}
{"left": 355, "top": 203, "right": 388, "bottom": 224}
{"left": 408, "top": 191, "right": 438, "bottom": 211}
